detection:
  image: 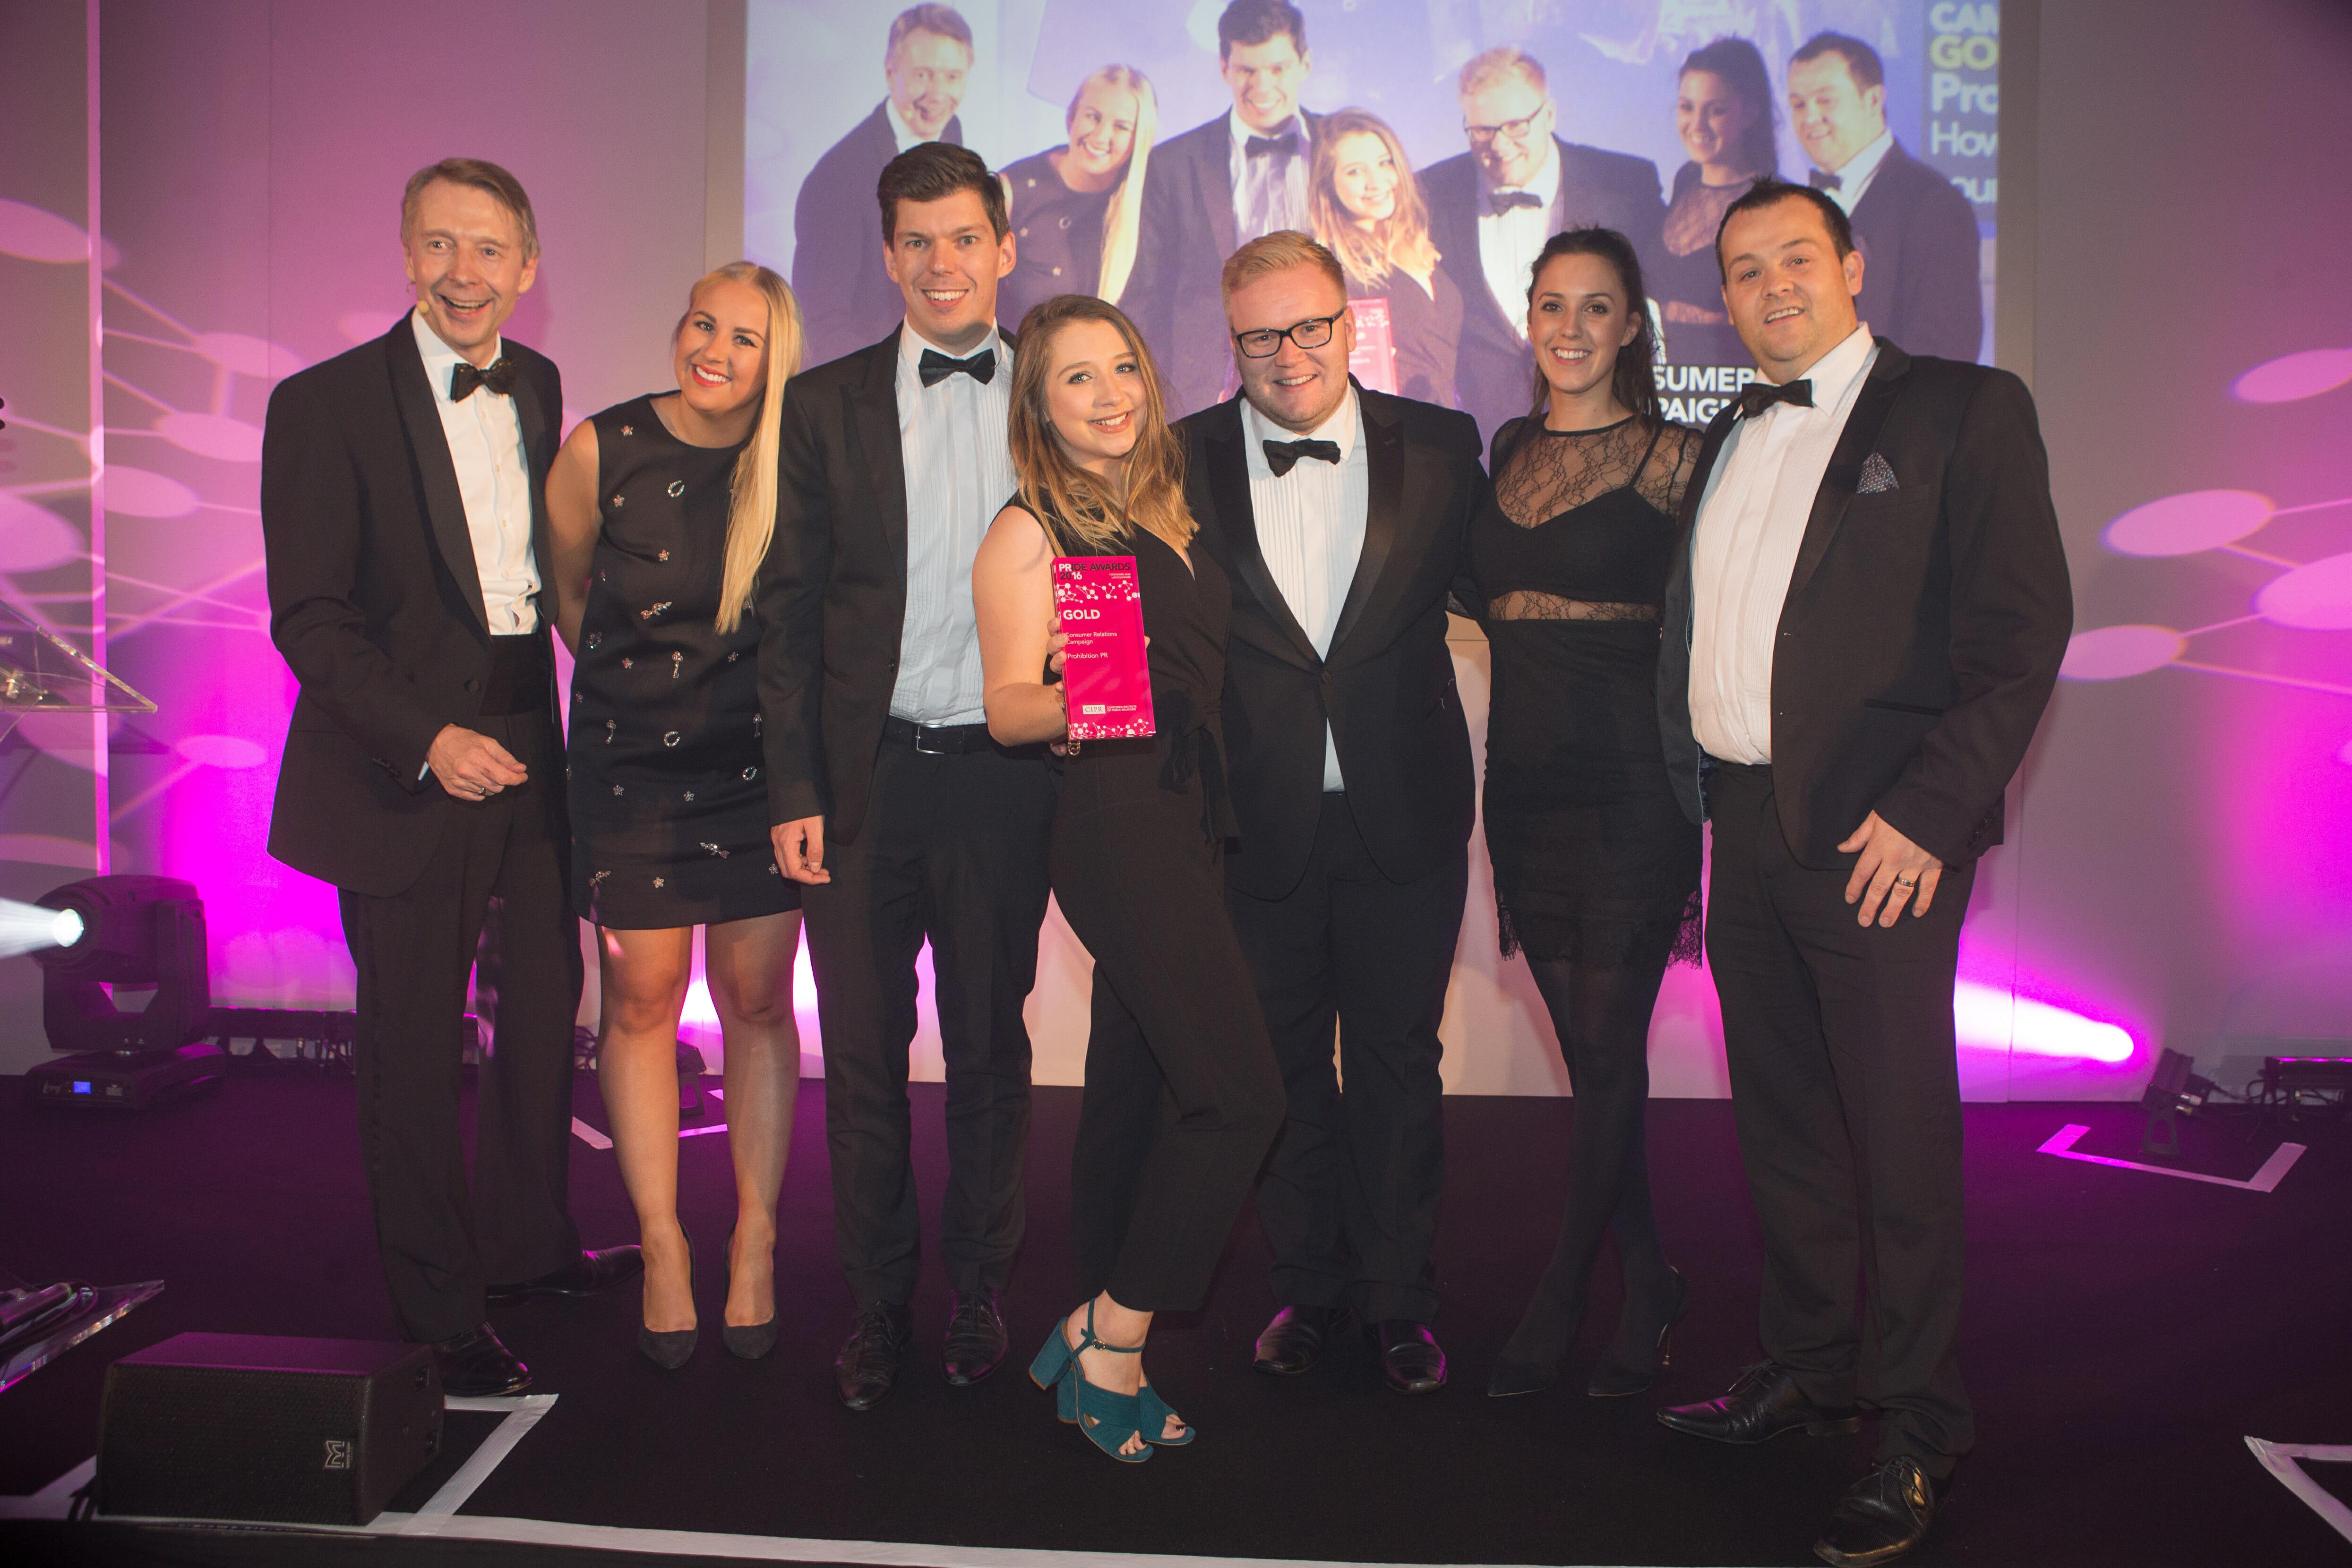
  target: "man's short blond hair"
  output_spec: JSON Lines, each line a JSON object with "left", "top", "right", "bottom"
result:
{"left": 1220, "top": 229, "right": 1346, "bottom": 304}
{"left": 401, "top": 158, "right": 541, "bottom": 259}
{"left": 1458, "top": 44, "right": 1546, "bottom": 100}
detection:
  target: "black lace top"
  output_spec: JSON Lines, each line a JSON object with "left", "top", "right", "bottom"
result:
{"left": 1467, "top": 415, "right": 1706, "bottom": 967}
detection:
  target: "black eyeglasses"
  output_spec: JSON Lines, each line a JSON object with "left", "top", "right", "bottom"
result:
{"left": 1233, "top": 311, "right": 1346, "bottom": 359}
{"left": 1463, "top": 104, "right": 1550, "bottom": 147}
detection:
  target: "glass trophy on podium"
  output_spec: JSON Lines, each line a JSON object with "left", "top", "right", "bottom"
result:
{"left": 0, "top": 598, "right": 155, "bottom": 746}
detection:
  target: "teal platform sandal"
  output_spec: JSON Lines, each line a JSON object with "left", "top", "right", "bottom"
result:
{"left": 1028, "top": 1301, "right": 1168, "bottom": 1463}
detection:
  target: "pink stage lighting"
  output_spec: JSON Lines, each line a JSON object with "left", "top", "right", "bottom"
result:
{"left": 1954, "top": 981, "right": 2137, "bottom": 1064}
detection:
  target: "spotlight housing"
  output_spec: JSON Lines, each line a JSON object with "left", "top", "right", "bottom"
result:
{"left": 24, "top": 875, "right": 220, "bottom": 1110}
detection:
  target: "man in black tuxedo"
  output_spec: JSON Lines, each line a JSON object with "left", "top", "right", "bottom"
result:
{"left": 792, "top": 4, "right": 973, "bottom": 368}
{"left": 762, "top": 142, "right": 1054, "bottom": 1410}
{"left": 1124, "top": 0, "right": 1322, "bottom": 416}
{"left": 1654, "top": 181, "right": 2069, "bottom": 1567}
{"left": 1422, "top": 45, "right": 1667, "bottom": 445}
{"left": 261, "top": 160, "right": 638, "bottom": 1397}
{"left": 1789, "top": 32, "right": 1983, "bottom": 361}
{"left": 1177, "top": 231, "right": 1480, "bottom": 1397}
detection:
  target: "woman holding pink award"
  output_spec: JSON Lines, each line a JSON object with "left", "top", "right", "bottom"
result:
{"left": 971, "top": 294, "right": 1284, "bottom": 1464}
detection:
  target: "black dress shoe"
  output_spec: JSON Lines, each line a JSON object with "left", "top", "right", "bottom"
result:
{"left": 1589, "top": 1265, "right": 1688, "bottom": 1398}
{"left": 1251, "top": 1304, "right": 1345, "bottom": 1376}
{"left": 488, "top": 1244, "right": 645, "bottom": 1302}
{"left": 1367, "top": 1319, "right": 1447, "bottom": 1395}
{"left": 431, "top": 1323, "right": 530, "bottom": 1397}
{"left": 637, "top": 1233, "right": 696, "bottom": 1371}
{"left": 833, "top": 1303, "right": 913, "bottom": 1410}
{"left": 1814, "top": 1457, "right": 1937, "bottom": 1567}
{"left": 1657, "top": 1360, "right": 1862, "bottom": 1444}
{"left": 942, "top": 1289, "right": 1008, "bottom": 1385}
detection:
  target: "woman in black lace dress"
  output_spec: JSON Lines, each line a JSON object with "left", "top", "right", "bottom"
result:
{"left": 1471, "top": 228, "right": 1703, "bottom": 1399}
{"left": 546, "top": 263, "right": 805, "bottom": 1367}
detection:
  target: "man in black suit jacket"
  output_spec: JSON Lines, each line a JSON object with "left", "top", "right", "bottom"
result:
{"left": 762, "top": 144, "right": 1056, "bottom": 1410}
{"left": 1177, "top": 232, "right": 1480, "bottom": 1397}
{"left": 1789, "top": 32, "right": 1983, "bottom": 361}
{"left": 1421, "top": 45, "right": 1667, "bottom": 445}
{"left": 262, "top": 161, "right": 637, "bottom": 1397}
{"left": 1124, "top": 0, "right": 1322, "bottom": 415}
{"left": 791, "top": 4, "right": 972, "bottom": 368}
{"left": 1654, "top": 183, "right": 2069, "bottom": 1568}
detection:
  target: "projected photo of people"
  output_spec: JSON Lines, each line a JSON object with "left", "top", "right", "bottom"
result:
{"left": 1655, "top": 36, "right": 1777, "bottom": 368}
{"left": 1308, "top": 108, "right": 1462, "bottom": 408}
{"left": 996, "top": 65, "right": 1157, "bottom": 326}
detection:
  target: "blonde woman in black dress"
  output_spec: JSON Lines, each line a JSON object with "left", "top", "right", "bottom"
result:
{"left": 545, "top": 264, "right": 805, "bottom": 1368}
{"left": 1470, "top": 229, "right": 1703, "bottom": 1399}
{"left": 972, "top": 294, "right": 1282, "bottom": 1462}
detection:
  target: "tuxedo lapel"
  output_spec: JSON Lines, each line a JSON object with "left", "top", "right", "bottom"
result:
{"left": 1199, "top": 129, "right": 1238, "bottom": 264}
{"left": 1203, "top": 405, "right": 1318, "bottom": 668}
{"left": 384, "top": 322, "right": 489, "bottom": 634}
{"left": 1329, "top": 386, "right": 1402, "bottom": 658}
{"left": 509, "top": 362, "right": 559, "bottom": 629}
{"left": 845, "top": 329, "right": 910, "bottom": 591}
{"left": 1785, "top": 341, "right": 1909, "bottom": 602}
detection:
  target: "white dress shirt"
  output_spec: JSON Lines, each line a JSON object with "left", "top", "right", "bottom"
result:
{"left": 1476, "top": 137, "right": 1561, "bottom": 336}
{"left": 1228, "top": 109, "right": 1312, "bottom": 243}
{"left": 1242, "top": 386, "right": 1368, "bottom": 791}
{"left": 1688, "top": 323, "right": 1878, "bottom": 764}
{"left": 1813, "top": 127, "right": 1894, "bottom": 214}
{"left": 411, "top": 308, "right": 540, "bottom": 634}
{"left": 892, "top": 322, "right": 1014, "bottom": 726}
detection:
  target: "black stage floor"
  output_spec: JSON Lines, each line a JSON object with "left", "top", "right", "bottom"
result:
{"left": 1, "top": 1067, "right": 2346, "bottom": 1567}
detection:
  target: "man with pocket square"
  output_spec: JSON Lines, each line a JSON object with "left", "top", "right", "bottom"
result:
{"left": 1653, "top": 180, "right": 2070, "bottom": 1568}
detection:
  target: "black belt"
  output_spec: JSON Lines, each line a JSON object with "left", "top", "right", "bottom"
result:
{"left": 1707, "top": 756, "right": 1772, "bottom": 779}
{"left": 882, "top": 716, "right": 997, "bottom": 755}
{"left": 481, "top": 630, "right": 552, "bottom": 715}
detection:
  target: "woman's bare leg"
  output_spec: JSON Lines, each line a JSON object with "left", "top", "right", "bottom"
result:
{"left": 705, "top": 911, "right": 804, "bottom": 1329}
{"left": 597, "top": 925, "right": 697, "bottom": 1333}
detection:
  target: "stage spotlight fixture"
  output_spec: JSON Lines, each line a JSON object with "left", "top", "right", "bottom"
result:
{"left": 2139, "top": 1046, "right": 2217, "bottom": 1157}
{"left": 20, "top": 875, "right": 223, "bottom": 1110}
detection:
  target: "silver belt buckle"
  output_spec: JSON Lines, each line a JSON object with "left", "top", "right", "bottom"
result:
{"left": 912, "top": 724, "right": 952, "bottom": 755}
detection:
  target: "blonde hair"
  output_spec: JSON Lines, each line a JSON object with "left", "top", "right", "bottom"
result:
{"left": 1219, "top": 229, "right": 1347, "bottom": 304}
{"left": 1458, "top": 44, "right": 1547, "bottom": 100}
{"left": 696, "top": 262, "right": 805, "bottom": 634}
{"left": 1307, "top": 108, "right": 1440, "bottom": 289}
{"left": 1006, "top": 295, "right": 1195, "bottom": 556}
{"left": 1078, "top": 65, "right": 1158, "bottom": 306}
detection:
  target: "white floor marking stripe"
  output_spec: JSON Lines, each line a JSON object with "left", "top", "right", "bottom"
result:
{"left": 570, "top": 1116, "right": 613, "bottom": 1149}
{"left": 2037, "top": 1123, "right": 2307, "bottom": 1191}
{"left": 680, "top": 1122, "right": 729, "bottom": 1139}
{"left": 394, "top": 1394, "right": 559, "bottom": 1532}
{"left": 0, "top": 1457, "right": 95, "bottom": 1519}
{"left": 2247, "top": 1438, "right": 2352, "bottom": 1544}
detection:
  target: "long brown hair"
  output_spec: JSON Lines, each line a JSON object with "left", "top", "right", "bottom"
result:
{"left": 696, "top": 262, "right": 804, "bottom": 633}
{"left": 1006, "top": 295, "right": 1194, "bottom": 555}
{"left": 1307, "top": 108, "right": 1440, "bottom": 289}
{"left": 1076, "top": 65, "right": 1158, "bottom": 305}
{"left": 1524, "top": 227, "right": 1660, "bottom": 425}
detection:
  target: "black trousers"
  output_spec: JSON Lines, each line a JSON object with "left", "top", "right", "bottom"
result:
{"left": 1228, "top": 793, "right": 1468, "bottom": 1323}
{"left": 338, "top": 704, "right": 584, "bottom": 1344}
{"left": 1054, "top": 789, "right": 1285, "bottom": 1313}
{"left": 1704, "top": 762, "right": 1976, "bottom": 1476}
{"left": 801, "top": 739, "right": 1056, "bottom": 1309}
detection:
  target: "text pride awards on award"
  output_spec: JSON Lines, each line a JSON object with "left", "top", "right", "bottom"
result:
{"left": 1052, "top": 556, "right": 1155, "bottom": 742}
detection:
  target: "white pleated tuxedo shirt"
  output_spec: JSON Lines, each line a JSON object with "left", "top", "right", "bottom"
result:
{"left": 411, "top": 308, "right": 540, "bottom": 634}
{"left": 891, "top": 322, "right": 1014, "bottom": 726}
{"left": 1688, "top": 323, "right": 1878, "bottom": 765}
{"left": 1242, "top": 386, "right": 1368, "bottom": 792}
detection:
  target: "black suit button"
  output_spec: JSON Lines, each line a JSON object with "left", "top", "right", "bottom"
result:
{"left": 464, "top": 677, "right": 481, "bottom": 693}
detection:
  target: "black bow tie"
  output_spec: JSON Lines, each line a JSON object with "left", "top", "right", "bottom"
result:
{"left": 1807, "top": 167, "right": 1842, "bottom": 190}
{"left": 1488, "top": 189, "right": 1545, "bottom": 216}
{"left": 918, "top": 347, "right": 996, "bottom": 388}
{"left": 1263, "top": 437, "right": 1341, "bottom": 477}
{"left": 1736, "top": 379, "right": 1815, "bottom": 419}
{"left": 1245, "top": 132, "right": 1300, "bottom": 160}
{"left": 449, "top": 358, "right": 517, "bottom": 401}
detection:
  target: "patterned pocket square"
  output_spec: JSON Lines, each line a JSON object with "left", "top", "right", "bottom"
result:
{"left": 1857, "top": 452, "right": 1900, "bottom": 495}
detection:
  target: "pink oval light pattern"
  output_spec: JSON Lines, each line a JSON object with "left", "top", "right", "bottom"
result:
{"left": 0, "top": 197, "right": 88, "bottom": 263}
{"left": 155, "top": 411, "right": 265, "bottom": 464}
{"left": 2059, "top": 624, "right": 2183, "bottom": 681}
{"left": 0, "top": 495, "right": 85, "bottom": 572}
{"left": 189, "top": 332, "right": 307, "bottom": 381}
{"left": 2340, "top": 739, "right": 2352, "bottom": 768}
{"left": 2103, "top": 489, "right": 2273, "bottom": 557}
{"left": 2232, "top": 347, "right": 2352, "bottom": 404}
{"left": 173, "top": 734, "right": 266, "bottom": 769}
{"left": 104, "top": 466, "right": 201, "bottom": 519}
{"left": 2256, "top": 551, "right": 2352, "bottom": 631}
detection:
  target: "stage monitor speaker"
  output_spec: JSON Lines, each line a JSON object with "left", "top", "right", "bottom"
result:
{"left": 98, "top": 1333, "right": 443, "bottom": 1525}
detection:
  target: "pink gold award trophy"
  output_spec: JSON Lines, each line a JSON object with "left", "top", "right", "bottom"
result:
{"left": 1052, "top": 555, "right": 1154, "bottom": 749}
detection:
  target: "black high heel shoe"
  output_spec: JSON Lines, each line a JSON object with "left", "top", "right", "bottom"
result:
{"left": 636, "top": 1231, "right": 698, "bottom": 1371}
{"left": 1588, "top": 1265, "right": 1686, "bottom": 1398}
{"left": 1486, "top": 1291, "right": 1588, "bottom": 1398}
{"left": 721, "top": 1221, "right": 778, "bottom": 1361}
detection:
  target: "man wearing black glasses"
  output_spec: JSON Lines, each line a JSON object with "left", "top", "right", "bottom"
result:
{"left": 1177, "top": 231, "right": 1485, "bottom": 1399}
{"left": 1422, "top": 45, "right": 1666, "bottom": 443}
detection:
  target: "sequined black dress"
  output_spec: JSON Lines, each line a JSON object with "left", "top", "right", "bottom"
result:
{"left": 565, "top": 394, "right": 797, "bottom": 929}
